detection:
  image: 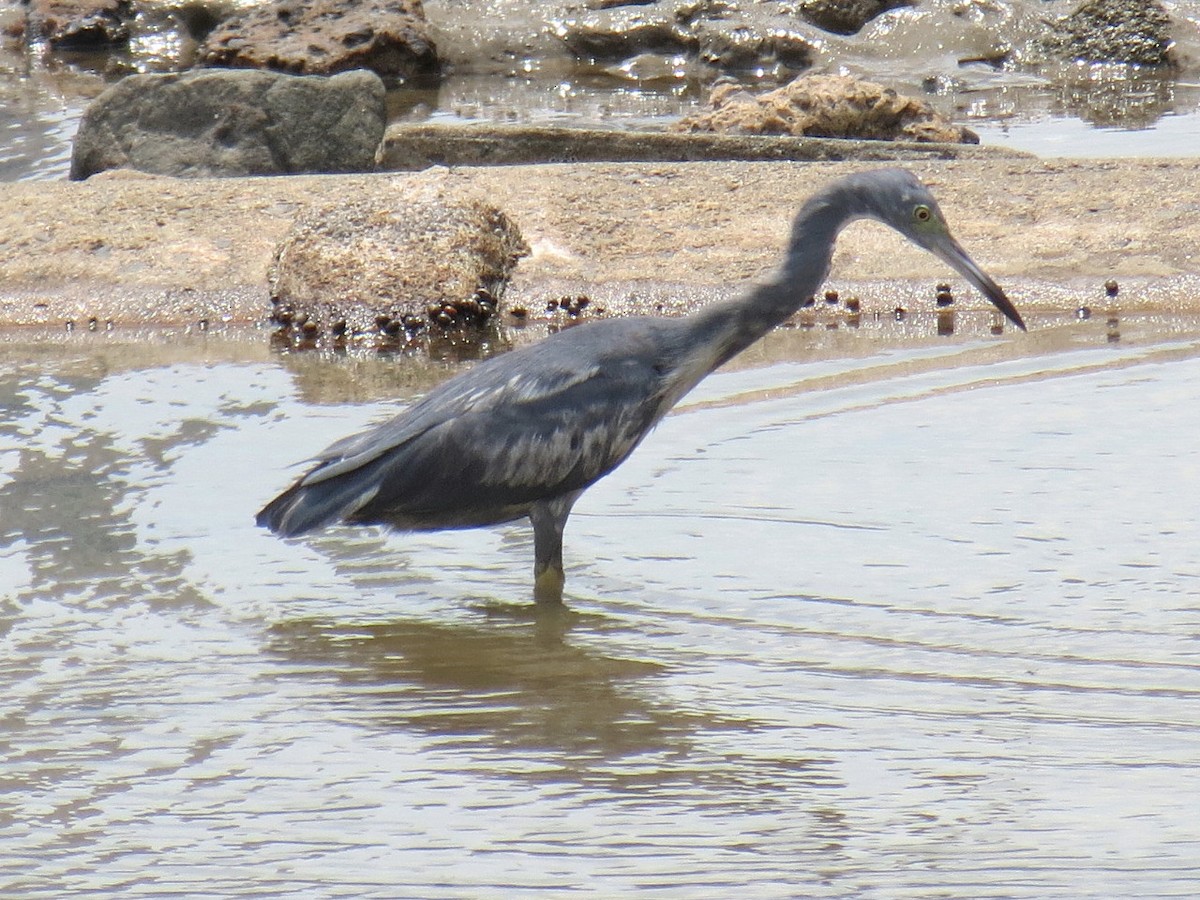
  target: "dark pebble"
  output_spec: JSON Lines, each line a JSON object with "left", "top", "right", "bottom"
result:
{"left": 936, "top": 309, "right": 954, "bottom": 336}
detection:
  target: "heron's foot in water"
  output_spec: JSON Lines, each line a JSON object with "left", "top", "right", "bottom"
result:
{"left": 533, "top": 566, "right": 565, "bottom": 604}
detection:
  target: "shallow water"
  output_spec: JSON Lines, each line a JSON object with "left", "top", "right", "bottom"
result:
{"left": 3, "top": 314, "right": 1200, "bottom": 897}
{"left": 7, "top": 36, "right": 1200, "bottom": 182}
{"left": 6, "top": 69, "right": 1200, "bottom": 182}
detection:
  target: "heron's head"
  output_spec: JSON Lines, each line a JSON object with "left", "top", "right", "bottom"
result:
{"left": 855, "top": 169, "right": 1026, "bottom": 331}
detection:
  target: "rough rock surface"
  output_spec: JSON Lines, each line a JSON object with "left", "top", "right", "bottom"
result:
{"left": 198, "top": 0, "right": 438, "bottom": 77}
{"left": 379, "top": 122, "right": 1019, "bottom": 171}
{"left": 268, "top": 175, "right": 529, "bottom": 344}
{"left": 27, "top": 0, "right": 130, "bottom": 47}
{"left": 70, "top": 68, "right": 387, "bottom": 180}
{"left": 674, "top": 74, "right": 978, "bottom": 143}
{"left": 798, "top": 0, "right": 909, "bottom": 36}
{"left": 1042, "top": 0, "right": 1175, "bottom": 67}
{"left": 553, "top": 0, "right": 815, "bottom": 74}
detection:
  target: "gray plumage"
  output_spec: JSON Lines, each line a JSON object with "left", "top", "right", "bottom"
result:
{"left": 257, "top": 168, "right": 1025, "bottom": 602}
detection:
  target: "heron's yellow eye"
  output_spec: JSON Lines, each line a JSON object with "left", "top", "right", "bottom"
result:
{"left": 913, "top": 204, "right": 932, "bottom": 223}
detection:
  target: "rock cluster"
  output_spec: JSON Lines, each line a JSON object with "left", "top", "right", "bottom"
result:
{"left": 28, "top": 0, "right": 1199, "bottom": 184}
{"left": 675, "top": 74, "right": 978, "bottom": 144}
{"left": 49, "top": 0, "right": 439, "bottom": 179}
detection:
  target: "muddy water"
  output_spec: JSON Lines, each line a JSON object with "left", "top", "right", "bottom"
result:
{"left": 3, "top": 313, "right": 1200, "bottom": 897}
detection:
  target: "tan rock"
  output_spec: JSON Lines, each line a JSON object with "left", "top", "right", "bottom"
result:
{"left": 267, "top": 173, "right": 528, "bottom": 345}
{"left": 675, "top": 74, "right": 977, "bottom": 144}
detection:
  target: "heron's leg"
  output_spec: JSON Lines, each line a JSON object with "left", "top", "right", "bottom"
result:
{"left": 529, "top": 493, "right": 580, "bottom": 604}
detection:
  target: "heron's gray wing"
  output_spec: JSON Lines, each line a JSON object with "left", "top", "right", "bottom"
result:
{"left": 298, "top": 348, "right": 618, "bottom": 488}
{"left": 345, "top": 347, "right": 670, "bottom": 527}
{"left": 259, "top": 319, "right": 680, "bottom": 535}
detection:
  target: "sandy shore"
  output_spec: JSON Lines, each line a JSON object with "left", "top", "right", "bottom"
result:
{"left": 2, "top": 157, "right": 1199, "bottom": 335}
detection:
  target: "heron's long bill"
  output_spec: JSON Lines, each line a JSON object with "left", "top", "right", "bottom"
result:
{"left": 930, "top": 235, "right": 1026, "bottom": 332}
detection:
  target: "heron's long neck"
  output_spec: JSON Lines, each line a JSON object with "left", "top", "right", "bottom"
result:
{"left": 685, "top": 192, "right": 859, "bottom": 372}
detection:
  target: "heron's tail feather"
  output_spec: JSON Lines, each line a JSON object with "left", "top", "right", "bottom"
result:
{"left": 255, "top": 470, "right": 381, "bottom": 537}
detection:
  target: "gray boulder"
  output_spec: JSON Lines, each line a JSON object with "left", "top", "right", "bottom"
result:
{"left": 69, "top": 68, "right": 387, "bottom": 179}
{"left": 198, "top": 0, "right": 438, "bottom": 77}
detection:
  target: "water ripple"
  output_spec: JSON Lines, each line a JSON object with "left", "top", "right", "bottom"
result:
{"left": 2, "top": 328, "right": 1200, "bottom": 896}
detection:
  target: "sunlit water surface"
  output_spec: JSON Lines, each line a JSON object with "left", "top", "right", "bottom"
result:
{"left": 3, "top": 315, "right": 1200, "bottom": 897}
{"left": 4, "top": 69, "right": 1200, "bottom": 181}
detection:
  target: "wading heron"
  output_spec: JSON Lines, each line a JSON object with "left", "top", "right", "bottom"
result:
{"left": 257, "top": 168, "right": 1025, "bottom": 603}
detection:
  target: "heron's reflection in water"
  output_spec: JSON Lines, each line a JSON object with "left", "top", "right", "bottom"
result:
{"left": 265, "top": 609, "right": 840, "bottom": 796}
{"left": 267, "top": 609, "right": 678, "bottom": 759}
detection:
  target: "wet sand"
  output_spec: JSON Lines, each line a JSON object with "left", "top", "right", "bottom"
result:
{"left": 2, "top": 157, "right": 1199, "bottom": 334}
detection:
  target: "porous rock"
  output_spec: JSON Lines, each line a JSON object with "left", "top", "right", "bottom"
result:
{"left": 674, "top": 74, "right": 978, "bottom": 144}
{"left": 554, "top": 0, "right": 815, "bottom": 75}
{"left": 1042, "top": 0, "right": 1174, "bottom": 67}
{"left": 69, "top": 68, "right": 387, "bottom": 180}
{"left": 268, "top": 178, "right": 529, "bottom": 342}
{"left": 27, "top": 0, "right": 131, "bottom": 48}
{"left": 198, "top": 0, "right": 438, "bottom": 77}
